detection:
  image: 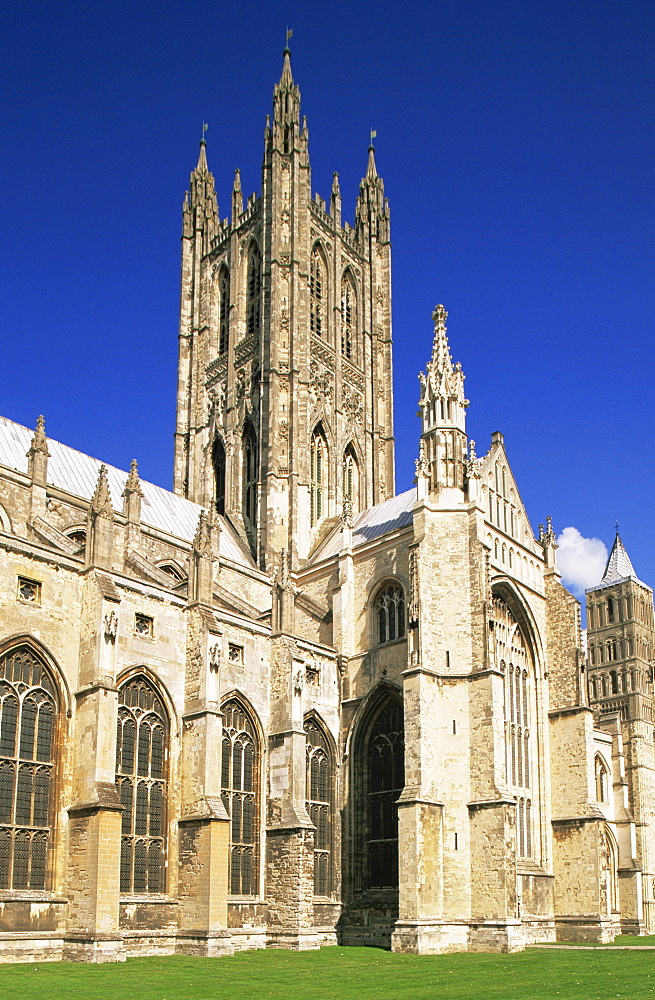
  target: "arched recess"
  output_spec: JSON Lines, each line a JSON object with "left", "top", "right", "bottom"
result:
{"left": 594, "top": 754, "right": 610, "bottom": 803}
{"left": 310, "top": 422, "right": 329, "bottom": 528}
{"left": 340, "top": 270, "right": 357, "bottom": 362}
{"left": 246, "top": 242, "right": 262, "bottom": 339}
{"left": 342, "top": 442, "right": 361, "bottom": 513}
{"left": 490, "top": 582, "right": 542, "bottom": 860}
{"left": 241, "top": 420, "right": 258, "bottom": 544}
{"left": 349, "top": 683, "right": 405, "bottom": 894}
{"left": 600, "top": 825, "right": 619, "bottom": 916}
{"left": 115, "top": 671, "right": 171, "bottom": 894}
{"left": 304, "top": 712, "right": 336, "bottom": 897}
{"left": 212, "top": 435, "right": 227, "bottom": 515}
{"left": 220, "top": 693, "right": 262, "bottom": 896}
{"left": 310, "top": 243, "right": 328, "bottom": 341}
{"left": 0, "top": 639, "right": 64, "bottom": 890}
{"left": 0, "top": 502, "right": 14, "bottom": 534}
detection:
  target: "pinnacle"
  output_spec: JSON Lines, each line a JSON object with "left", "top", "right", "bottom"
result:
{"left": 28, "top": 414, "right": 50, "bottom": 456}
{"left": 195, "top": 139, "right": 209, "bottom": 175}
{"left": 366, "top": 143, "right": 378, "bottom": 180}
{"left": 123, "top": 458, "right": 143, "bottom": 497}
{"left": 280, "top": 45, "right": 293, "bottom": 85}
{"left": 430, "top": 305, "right": 453, "bottom": 373}
{"left": 91, "top": 464, "right": 114, "bottom": 518}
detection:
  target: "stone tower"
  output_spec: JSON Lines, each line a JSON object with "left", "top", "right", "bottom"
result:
{"left": 173, "top": 47, "right": 395, "bottom": 570}
{"left": 585, "top": 532, "right": 655, "bottom": 932}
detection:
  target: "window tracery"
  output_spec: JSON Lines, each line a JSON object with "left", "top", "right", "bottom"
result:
{"left": 221, "top": 698, "right": 259, "bottom": 896}
{"left": 310, "top": 425, "right": 328, "bottom": 527}
{"left": 0, "top": 646, "right": 57, "bottom": 890}
{"left": 310, "top": 247, "right": 326, "bottom": 339}
{"left": 363, "top": 696, "right": 404, "bottom": 890}
{"left": 304, "top": 717, "right": 333, "bottom": 897}
{"left": 246, "top": 244, "right": 262, "bottom": 338}
{"left": 374, "top": 584, "right": 406, "bottom": 645}
{"left": 342, "top": 445, "right": 359, "bottom": 512}
{"left": 341, "top": 274, "right": 356, "bottom": 360}
{"left": 115, "top": 675, "right": 168, "bottom": 894}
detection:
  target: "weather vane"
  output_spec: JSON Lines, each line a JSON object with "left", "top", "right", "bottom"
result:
{"left": 285, "top": 27, "right": 293, "bottom": 48}
{"left": 201, "top": 122, "right": 208, "bottom": 142}
{"left": 370, "top": 128, "right": 377, "bottom": 148}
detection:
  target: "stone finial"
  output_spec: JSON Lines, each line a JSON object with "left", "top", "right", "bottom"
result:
{"left": 341, "top": 497, "right": 354, "bottom": 530}
{"left": 415, "top": 439, "right": 430, "bottom": 480}
{"left": 26, "top": 414, "right": 50, "bottom": 485}
{"left": 232, "top": 168, "right": 243, "bottom": 222}
{"left": 543, "top": 515, "right": 557, "bottom": 549}
{"left": 465, "top": 439, "right": 483, "bottom": 480}
{"left": 193, "top": 509, "right": 211, "bottom": 556}
{"left": 122, "top": 459, "right": 143, "bottom": 498}
{"left": 330, "top": 172, "right": 342, "bottom": 225}
{"left": 122, "top": 459, "right": 143, "bottom": 523}
{"left": 90, "top": 465, "right": 114, "bottom": 520}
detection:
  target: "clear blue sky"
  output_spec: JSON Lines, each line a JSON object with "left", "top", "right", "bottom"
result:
{"left": 2, "top": 1, "right": 653, "bottom": 590}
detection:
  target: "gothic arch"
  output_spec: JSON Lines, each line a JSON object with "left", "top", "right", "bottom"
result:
{"left": 0, "top": 634, "right": 71, "bottom": 718}
{"left": 310, "top": 242, "right": 329, "bottom": 342}
{"left": 220, "top": 692, "right": 263, "bottom": 896}
{"left": 241, "top": 419, "right": 258, "bottom": 541}
{"left": 212, "top": 434, "right": 227, "bottom": 515}
{"left": 217, "top": 263, "right": 230, "bottom": 355}
{"left": 310, "top": 421, "right": 330, "bottom": 528}
{"left": 490, "top": 579, "right": 544, "bottom": 670}
{"left": 340, "top": 268, "right": 358, "bottom": 362}
{"left": 369, "top": 579, "right": 407, "bottom": 646}
{"left": 116, "top": 665, "right": 179, "bottom": 738}
{"left": 304, "top": 711, "right": 337, "bottom": 897}
{"left": 0, "top": 502, "right": 13, "bottom": 534}
{"left": 342, "top": 441, "right": 361, "bottom": 512}
{"left": 246, "top": 240, "right": 262, "bottom": 339}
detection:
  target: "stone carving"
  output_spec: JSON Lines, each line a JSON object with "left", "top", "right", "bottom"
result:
{"left": 341, "top": 358, "right": 365, "bottom": 392}
{"left": 465, "top": 439, "right": 483, "bottom": 480}
{"left": 342, "top": 386, "right": 363, "bottom": 427}
{"left": 293, "top": 667, "right": 304, "bottom": 696}
{"left": 209, "top": 643, "right": 221, "bottom": 673}
{"left": 235, "top": 368, "right": 247, "bottom": 402}
{"left": 103, "top": 610, "right": 118, "bottom": 643}
{"left": 310, "top": 360, "right": 334, "bottom": 403}
{"left": 415, "top": 439, "right": 430, "bottom": 479}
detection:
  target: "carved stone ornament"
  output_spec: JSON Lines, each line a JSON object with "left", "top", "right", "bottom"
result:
{"left": 415, "top": 439, "right": 430, "bottom": 479}
{"left": 209, "top": 643, "right": 221, "bottom": 673}
{"left": 305, "top": 658, "right": 321, "bottom": 686}
{"left": 310, "top": 360, "right": 334, "bottom": 403}
{"left": 341, "top": 497, "right": 354, "bottom": 529}
{"left": 342, "top": 386, "right": 363, "bottom": 427}
{"left": 293, "top": 667, "right": 304, "bottom": 696}
{"left": 235, "top": 369, "right": 247, "bottom": 402}
{"left": 208, "top": 382, "right": 226, "bottom": 421}
{"left": 464, "top": 439, "right": 483, "bottom": 480}
{"left": 104, "top": 610, "right": 119, "bottom": 643}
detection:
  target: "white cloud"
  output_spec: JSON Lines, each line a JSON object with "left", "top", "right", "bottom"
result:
{"left": 556, "top": 527, "right": 608, "bottom": 595}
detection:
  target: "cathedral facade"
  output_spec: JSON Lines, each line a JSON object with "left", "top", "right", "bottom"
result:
{"left": 0, "top": 50, "right": 653, "bottom": 962}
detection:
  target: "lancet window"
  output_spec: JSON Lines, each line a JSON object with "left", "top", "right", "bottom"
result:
{"left": 310, "top": 246, "right": 326, "bottom": 338}
{"left": 304, "top": 717, "right": 333, "bottom": 897}
{"left": 341, "top": 274, "right": 356, "bottom": 360}
{"left": 0, "top": 645, "right": 58, "bottom": 890}
{"left": 494, "top": 594, "right": 535, "bottom": 859}
{"left": 374, "top": 584, "right": 406, "bottom": 645}
{"left": 246, "top": 244, "right": 262, "bottom": 338}
{"left": 342, "top": 445, "right": 359, "bottom": 512}
{"left": 219, "top": 268, "right": 230, "bottom": 355}
{"left": 595, "top": 755, "right": 609, "bottom": 803}
{"left": 362, "top": 695, "right": 404, "bottom": 890}
{"left": 242, "top": 424, "right": 258, "bottom": 535}
{"left": 213, "top": 436, "right": 226, "bottom": 516}
{"left": 115, "top": 675, "right": 168, "bottom": 894}
{"left": 221, "top": 698, "right": 259, "bottom": 896}
{"left": 310, "top": 425, "right": 328, "bottom": 527}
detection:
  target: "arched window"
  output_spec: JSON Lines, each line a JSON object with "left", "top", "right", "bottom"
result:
{"left": 310, "top": 246, "right": 326, "bottom": 339}
{"left": 221, "top": 698, "right": 259, "bottom": 896}
{"left": 595, "top": 755, "right": 609, "bottom": 803}
{"left": 342, "top": 444, "right": 359, "bottom": 512}
{"left": 213, "top": 436, "right": 226, "bottom": 516}
{"left": 246, "top": 244, "right": 262, "bottom": 338}
{"left": 310, "top": 425, "right": 328, "bottom": 527}
{"left": 375, "top": 584, "right": 405, "bottom": 645}
{"left": 362, "top": 695, "right": 404, "bottom": 890}
{"left": 242, "top": 423, "right": 258, "bottom": 536}
{"left": 219, "top": 268, "right": 230, "bottom": 355}
{"left": 304, "top": 716, "right": 333, "bottom": 897}
{"left": 115, "top": 675, "right": 168, "bottom": 894}
{"left": 600, "top": 826, "right": 618, "bottom": 916}
{"left": 493, "top": 594, "right": 534, "bottom": 858}
{"left": 0, "top": 645, "right": 58, "bottom": 890}
{"left": 341, "top": 273, "right": 356, "bottom": 360}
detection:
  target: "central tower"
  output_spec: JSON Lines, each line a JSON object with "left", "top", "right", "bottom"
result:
{"left": 174, "top": 47, "right": 395, "bottom": 570}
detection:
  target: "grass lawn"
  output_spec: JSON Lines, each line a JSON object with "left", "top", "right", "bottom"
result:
{"left": 2, "top": 946, "right": 654, "bottom": 1000}
{"left": 554, "top": 935, "right": 655, "bottom": 947}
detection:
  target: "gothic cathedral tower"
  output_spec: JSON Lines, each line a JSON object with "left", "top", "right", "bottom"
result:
{"left": 173, "top": 47, "right": 394, "bottom": 570}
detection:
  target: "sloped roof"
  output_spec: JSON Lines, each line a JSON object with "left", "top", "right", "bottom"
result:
{"left": 600, "top": 532, "right": 637, "bottom": 585}
{"left": 0, "top": 416, "right": 256, "bottom": 570}
{"left": 312, "top": 487, "right": 416, "bottom": 562}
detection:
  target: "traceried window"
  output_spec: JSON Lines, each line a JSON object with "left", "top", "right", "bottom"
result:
{"left": 242, "top": 423, "right": 258, "bottom": 537}
{"left": 305, "top": 717, "right": 333, "bottom": 897}
{"left": 342, "top": 444, "right": 359, "bottom": 512}
{"left": 310, "top": 246, "right": 326, "bottom": 338}
{"left": 221, "top": 698, "right": 259, "bottom": 896}
{"left": 213, "top": 436, "right": 226, "bottom": 516}
{"left": 115, "top": 676, "right": 168, "bottom": 894}
{"left": 374, "top": 584, "right": 406, "bottom": 645}
{"left": 0, "top": 645, "right": 58, "bottom": 890}
{"left": 595, "top": 755, "right": 609, "bottom": 803}
{"left": 363, "top": 695, "right": 404, "bottom": 890}
{"left": 246, "top": 244, "right": 262, "bottom": 338}
{"left": 219, "top": 268, "right": 230, "bottom": 355}
{"left": 310, "top": 425, "right": 328, "bottom": 527}
{"left": 494, "top": 594, "right": 534, "bottom": 858}
{"left": 341, "top": 274, "right": 356, "bottom": 360}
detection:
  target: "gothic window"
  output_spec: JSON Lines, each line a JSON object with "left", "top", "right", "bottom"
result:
{"left": 221, "top": 698, "right": 259, "bottom": 896}
{"left": 341, "top": 273, "right": 356, "bottom": 360}
{"left": 213, "top": 436, "right": 226, "bottom": 516}
{"left": 342, "top": 444, "right": 359, "bottom": 512}
{"left": 310, "top": 246, "right": 326, "bottom": 339}
{"left": 219, "top": 268, "right": 230, "bottom": 355}
{"left": 595, "top": 755, "right": 609, "bottom": 803}
{"left": 362, "top": 695, "right": 404, "bottom": 890}
{"left": 242, "top": 423, "right": 258, "bottom": 536}
{"left": 246, "top": 244, "right": 262, "bottom": 338}
{"left": 0, "top": 645, "right": 58, "bottom": 891}
{"left": 494, "top": 594, "right": 535, "bottom": 858}
{"left": 115, "top": 675, "right": 168, "bottom": 894}
{"left": 374, "top": 584, "right": 406, "bottom": 645}
{"left": 600, "top": 826, "right": 618, "bottom": 916}
{"left": 304, "top": 717, "right": 333, "bottom": 897}
{"left": 310, "top": 425, "right": 328, "bottom": 527}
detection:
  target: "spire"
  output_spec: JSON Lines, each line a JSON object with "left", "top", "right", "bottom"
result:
{"left": 196, "top": 128, "right": 209, "bottom": 174}
{"left": 91, "top": 464, "right": 114, "bottom": 520}
{"left": 280, "top": 42, "right": 293, "bottom": 85}
{"left": 430, "top": 304, "right": 454, "bottom": 374}
{"left": 601, "top": 530, "right": 637, "bottom": 585}
{"left": 366, "top": 130, "right": 378, "bottom": 180}
{"left": 184, "top": 130, "right": 219, "bottom": 244}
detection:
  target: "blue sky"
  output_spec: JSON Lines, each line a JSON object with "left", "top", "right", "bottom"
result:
{"left": 2, "top": 0, "right": 653, "bottom": 592}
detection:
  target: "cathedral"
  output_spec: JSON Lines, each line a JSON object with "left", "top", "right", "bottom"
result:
{"left": 0, "top": 48, "right": 654, "bottom": 963}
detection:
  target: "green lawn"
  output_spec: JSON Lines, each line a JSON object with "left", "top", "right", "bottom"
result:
{"left": 2, "top": 946, "right": 654, "bottom": 1000}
